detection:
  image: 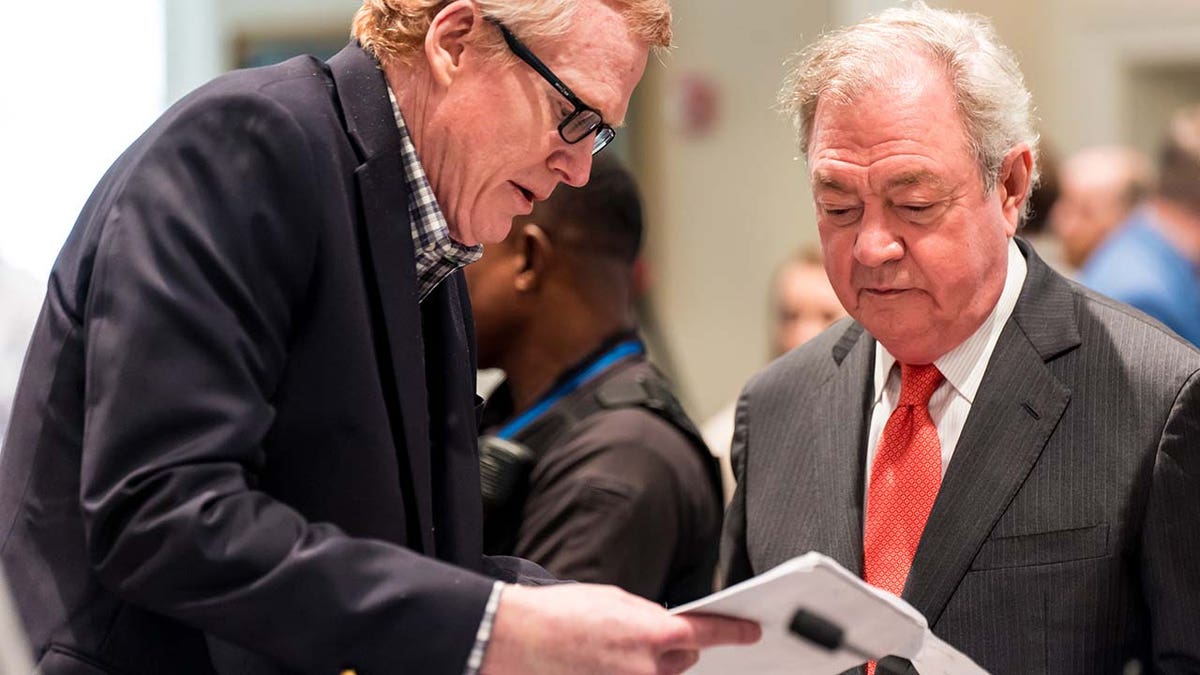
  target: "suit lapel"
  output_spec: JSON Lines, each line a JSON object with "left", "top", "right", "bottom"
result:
{"left": 422, "top": 273, "right": 486, "bottom": 566}
{"left": 329, "top": 43, "right": 436, "bottom": 554}
{"left": 762, "top": 323, "right": 874, "bottom": 575}
{"left": 824, "top": 325, "right": 875, "bottom": 573}
{"left": 903, "top": 240, "right": 1079, "bottom": 625}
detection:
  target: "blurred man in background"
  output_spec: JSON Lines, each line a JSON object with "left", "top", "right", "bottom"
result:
{"left": 0, "top": 1, "right": 757, "bottom": 672}
{"left": 723, "top": 5, "right": 1200, "bottom": 672}
{"left": 1051, "top": 145, "right": 1152, "bottom": 270}
{"left": 1077, "top": 107, "right": 1200, "bottom": 346}
{"left": 701, "top": 244, "right": 845, "bottom": 499}
{"left": 471, "top": 155, "right": 721, "bottom": 606}
{"left": 769, "top": 244, "right": 848, "bottom": 357}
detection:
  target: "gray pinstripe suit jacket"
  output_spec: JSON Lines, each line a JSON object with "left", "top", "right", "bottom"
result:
{"left": 720, "top": 239, "right": 1200, "bottom": 673}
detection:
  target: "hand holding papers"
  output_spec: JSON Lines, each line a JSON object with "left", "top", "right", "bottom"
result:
{"left": 671, "top": 552, "right": 987, "bottom": 674}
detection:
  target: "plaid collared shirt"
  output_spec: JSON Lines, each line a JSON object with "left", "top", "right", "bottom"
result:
{"left": 387, "top": 89, "right": 483, "bottom": 302}
{"left": 387, "top": 88, "right": 499, "bottom": 675}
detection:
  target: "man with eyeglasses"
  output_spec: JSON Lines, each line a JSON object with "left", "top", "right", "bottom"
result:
{"left": 0, "top": 1, "right": 758, "bottom": 673}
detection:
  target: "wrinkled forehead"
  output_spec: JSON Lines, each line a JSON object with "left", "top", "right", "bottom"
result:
{"left": 809, "top": 71, "right": 973, "bottom": 167}
{"left": 806, "top": 53, "right": 962, "bottom": 147}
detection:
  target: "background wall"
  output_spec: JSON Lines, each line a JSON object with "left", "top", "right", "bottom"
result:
{"left": 0, "top": 1, "right": 165, "bottom": 280}
{"left": 633, "top": 1, "right": 832, "bottom": 417}
{"left": 166, "top": 0, "right": 360, "bottom": 102}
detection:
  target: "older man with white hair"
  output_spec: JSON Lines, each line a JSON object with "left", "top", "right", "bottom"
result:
{"left": 0, "top": 1, "right": 758, "bottom": 673}
{"left": 722, "top": 4, "right": 1200, "bottom": 673}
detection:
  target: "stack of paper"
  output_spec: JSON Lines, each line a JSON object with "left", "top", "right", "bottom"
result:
{"left": 671, "top": 552, "right": 987, "bottom": 674}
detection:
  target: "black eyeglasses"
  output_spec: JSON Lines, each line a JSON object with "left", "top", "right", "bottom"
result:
{"left": 490, "top": 19, "right": 615, "bottom": 155}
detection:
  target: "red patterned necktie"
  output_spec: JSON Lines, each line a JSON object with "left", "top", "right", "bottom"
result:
{"left": 863, "top": 364, "right": 943, "bottom": 675}
{"left": 864, "top": 363, "right": 944, "bottom": 597}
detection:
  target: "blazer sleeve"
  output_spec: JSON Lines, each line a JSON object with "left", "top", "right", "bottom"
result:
{"left": 1141, "top": 367, "right": 1200, "bottom": 672}
{"left": 78, "top": 90, "right": 494, "bottom": 673}
{"left": 719, "top": 393, "right": 755, "bottom": 588}
{"left": 480, "top": 555, "right": 560, "bottom": 586}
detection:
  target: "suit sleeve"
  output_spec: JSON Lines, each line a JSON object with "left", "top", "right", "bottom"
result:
{"left": 79, "top": 91, "right": 493, "bottom": 673}
{"left": 480, "top": 555, "right": 560, "bottom": 585}
{"left": 719, "top": 392, "right": 755, "bottom": 588}
{"left": 1141, "top": 367, "right": 1200, "bottom": 672}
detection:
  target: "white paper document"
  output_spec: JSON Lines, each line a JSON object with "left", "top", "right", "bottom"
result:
{"left": 671, "top": 552, "right": 987, "bottom": 674}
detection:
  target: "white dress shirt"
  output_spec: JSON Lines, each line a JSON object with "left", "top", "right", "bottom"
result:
{"left": 863, "top": 238, "right": 1027, "bottom": 503}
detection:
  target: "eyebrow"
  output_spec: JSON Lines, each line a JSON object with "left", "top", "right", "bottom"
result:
{"left": 812, "top": 172, "right": 853, "bottom": 193}
{"left": 591, "top": 92, "right": 624, "bottom": 128}
{"left": 537, "top": 79, "right": 624, "bottom": 128}
{"left": 883, "top": 170, "right": 949, "bottom": 192}
{"left": 813, "top": 170, "right": 951, "bottom": 195}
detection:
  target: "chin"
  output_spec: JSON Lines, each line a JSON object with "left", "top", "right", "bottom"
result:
{"left": 451, "top": 228, "right": 490, "bottom": 248}
{"left": 884, "top": 344, "right": 940, "bottom": 365}
{"left": 476, "top": 223, "right": 514, "bottom": 246}
{"left": 862, "top": 318, "right": 934, "bottom": 359}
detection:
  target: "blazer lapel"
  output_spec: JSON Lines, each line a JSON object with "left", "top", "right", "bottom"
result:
{"left": 422, "top": 273, "right": 486, "bottom": 566}
{"left": 761, "top": 322, "right": 874, "bottom": 575}
{"left": 329, "top": 43, "right": 436, "bottom": 554}
{"left": 822, "top": 326, "right": 875, "bottom": 574}
{"left": 903, "top": 240, "right": 1080, "bottom": 625}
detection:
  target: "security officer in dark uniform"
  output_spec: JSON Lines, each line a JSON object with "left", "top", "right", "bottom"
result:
{"left": 466, "top": 156, "right": 721, "bottom": 606}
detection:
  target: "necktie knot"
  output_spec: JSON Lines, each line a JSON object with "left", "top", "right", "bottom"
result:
{"left": 898, "top": 363, "right": 943, "bottom": 407}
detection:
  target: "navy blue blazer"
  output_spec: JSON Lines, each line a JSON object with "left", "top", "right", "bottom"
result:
{"left": 0, "top": 43, "right": 548, "bottom": 674}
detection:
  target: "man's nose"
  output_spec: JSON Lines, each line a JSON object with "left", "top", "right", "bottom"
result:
{"left": 853, "top": 212, "right": 904, "bottom": 267}
{"left": 549, "top": 139, "right": 595, "bottom": 188}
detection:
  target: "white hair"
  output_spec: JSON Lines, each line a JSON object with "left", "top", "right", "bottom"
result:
{"left": 779, "top": 2, "right": 1040, "bottom": 218}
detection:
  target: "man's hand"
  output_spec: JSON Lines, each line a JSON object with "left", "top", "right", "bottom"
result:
{"left": 480, "top": 583, "right": 761, "bottom": 675}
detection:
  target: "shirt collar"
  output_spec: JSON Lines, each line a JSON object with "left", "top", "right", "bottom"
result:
{"left": 873, "top": 237, "right": 1027, "bottom": 404}
{"left": 387, "top": 87, "right": 483, "bottom": 301}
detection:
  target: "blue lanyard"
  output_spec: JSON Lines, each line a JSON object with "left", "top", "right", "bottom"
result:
{"left": 495, "top": 339, "right": 644, "bottom": 440}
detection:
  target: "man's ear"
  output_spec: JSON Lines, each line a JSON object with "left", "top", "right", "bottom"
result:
{"left": 514, "top": 223, "right": 554, "bottom": 293}
{"left": 997, "top": 143, "right": 1033, "bottom": 235}
{"left": 424, "top": 0, "right": 481, "bottom": 88}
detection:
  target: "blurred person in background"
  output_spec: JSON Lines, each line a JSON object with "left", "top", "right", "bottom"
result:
{"left": 0, "top": 1, "right": 758, "bottom": 673}
{"left": 769, "top": 244, "right": 849, "bottom": 357}
{"left": 1077, "top": 107, "right": 1200, "bottom": 346}
{"left": 1051, "top": 145, "right": 1152, "bottom": 270}
{"left": 701, "top": 244, "right": 845, "bottom": 500}
{"left": 470, "top": 155, "right": 721, "bottom": 606}
{"left": 723, "top": 4, "right": 1200, "bottom": 672}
